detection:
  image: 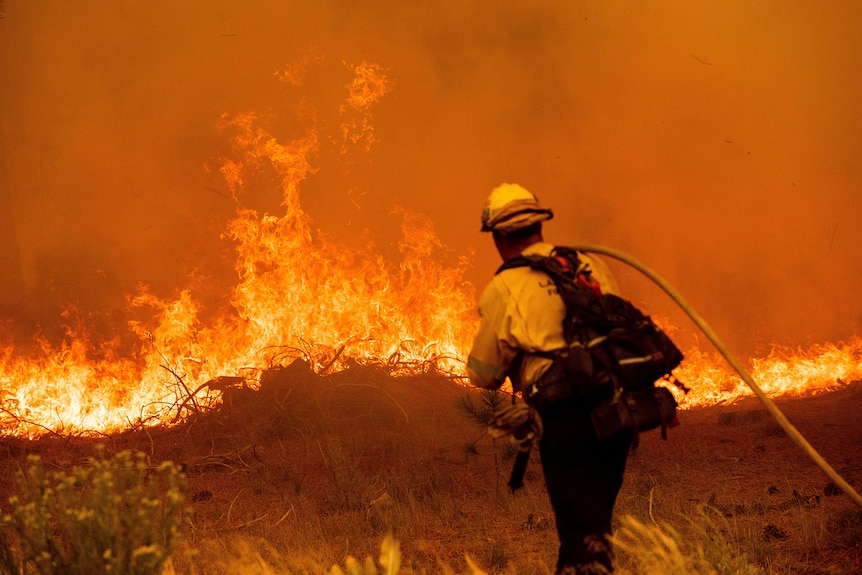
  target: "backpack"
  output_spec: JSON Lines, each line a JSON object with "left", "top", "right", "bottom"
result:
{"left": 497, "top": 246, "right": 686, "bottom": 441}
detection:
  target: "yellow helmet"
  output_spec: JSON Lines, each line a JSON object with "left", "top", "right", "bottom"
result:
{"left": 480, "top": 183, "right": 554, "bottom": 233}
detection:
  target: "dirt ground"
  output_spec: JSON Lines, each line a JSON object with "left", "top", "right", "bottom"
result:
{"left": 620, "top": 380, "right": 862, "bottom": 574}
{"left": 1, "top": 364, "right": 860, "bottom": 574}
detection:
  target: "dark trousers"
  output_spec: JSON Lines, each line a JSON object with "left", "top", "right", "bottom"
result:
{"left": 538, "top": 398, "right": 633, "bottom": 574}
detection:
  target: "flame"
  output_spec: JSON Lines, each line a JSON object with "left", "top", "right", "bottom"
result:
{"left": 0, "top": 60, "right": 476, "bottom": 438}
{"left": 1, "top": 58, "right": 861, "bottom": 438}
{"left": 273, "top": 49, "right": 324, "bottom": 87}
{"left": 673, "top": 337, "right": 862, "bottom": 407}
{"left": 339, "top": 61, "right": 393, "bottom": 152}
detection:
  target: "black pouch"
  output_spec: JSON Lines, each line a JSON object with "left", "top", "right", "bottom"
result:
{"left": 591, "top": 320, "right": 684, "bottom": 392}
{"left": 590, "top": 387, "right": 678, "bottom": 441}
{"left": 526, "top": 346, "right": 604, "bottom": 412}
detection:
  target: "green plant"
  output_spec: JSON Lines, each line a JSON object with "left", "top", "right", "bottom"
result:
{"left": 611, "top": 509, "right": 765, "bottom": 575}
{"left": 0, "top": 447, "right": 187, "bottom": 575}
{"left": 456, "top": 390, "right": 507, "bottom": 428}
{"left": 457, "top": 389, "right": 515, "bottom": 493}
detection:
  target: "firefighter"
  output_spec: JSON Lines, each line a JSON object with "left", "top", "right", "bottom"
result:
{"left": 467, "top": 183, "right": 634, "bottom": 574}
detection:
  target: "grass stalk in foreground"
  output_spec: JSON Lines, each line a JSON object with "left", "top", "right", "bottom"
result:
{"left": 0, "top": 447, "right": 187, "bottom": 575}
{"left": 611, "top": 509, "right": 764, "bottom": 575}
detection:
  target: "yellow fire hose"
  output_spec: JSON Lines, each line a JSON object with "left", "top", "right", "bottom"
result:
{"left": 572, "top": 244, "right": 862, "bottom": 511}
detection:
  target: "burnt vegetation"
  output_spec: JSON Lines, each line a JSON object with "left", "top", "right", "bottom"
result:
{"left": 0, "top": 366, "right": 860, "bottom": 573}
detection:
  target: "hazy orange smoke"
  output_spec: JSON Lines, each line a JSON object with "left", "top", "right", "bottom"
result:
{"left": 1, "top": 2, "right": 861, "bottom": 435}
{"left": 0, "top": 56, "right": 483, "bottom": 436}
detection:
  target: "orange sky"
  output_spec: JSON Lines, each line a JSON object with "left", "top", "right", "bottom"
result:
{"left": 1, "top": 1, "right": 861, "bottom": 359}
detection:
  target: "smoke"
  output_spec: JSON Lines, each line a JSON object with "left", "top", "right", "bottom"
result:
{"left": 1, "top": 1, "right": 860, "bottom": 358}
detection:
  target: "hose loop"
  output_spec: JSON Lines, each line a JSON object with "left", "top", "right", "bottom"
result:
{"left": 573, "top": 244, "right": 862, "bottom": 510}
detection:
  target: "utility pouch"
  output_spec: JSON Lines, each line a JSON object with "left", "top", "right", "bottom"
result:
{"left": 590, "top": 387, "right": 679, "bottom": 441}
{"left": 591, "top": 320, "right": 685, "bottom": 392}
{"left": 526, "top": 346, "right": 602, "bottom": 412}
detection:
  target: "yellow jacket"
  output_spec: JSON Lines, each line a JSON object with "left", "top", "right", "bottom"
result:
{"left": 466, "top": 242, "right": 619, "bottom": 393}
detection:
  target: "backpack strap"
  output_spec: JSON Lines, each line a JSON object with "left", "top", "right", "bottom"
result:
{"left": 497, "top": 247, "right": 600, "bottom": 292}
{"left": 496, "top": 247, "right": 608, "bottom": 346}
{"left": 550, "top": 246, "right": 603, "bottom": 296}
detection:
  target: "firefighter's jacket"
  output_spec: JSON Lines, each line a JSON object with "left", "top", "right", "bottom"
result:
{"left": 466, "top": 242, "right": 619, "bottom": 394}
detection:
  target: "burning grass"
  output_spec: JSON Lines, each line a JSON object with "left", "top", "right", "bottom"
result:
{"left": 2, "top": 35, "right": 860, "bottom": 574}
{"left": 1, "top": 363, "right": 860, "bottom": 573}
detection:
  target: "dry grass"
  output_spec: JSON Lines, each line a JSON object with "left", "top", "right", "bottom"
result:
{"left": 0, "top": 364, "right": 860, "bottom": 574}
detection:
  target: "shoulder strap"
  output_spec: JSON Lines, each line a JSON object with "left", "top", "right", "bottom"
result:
{"left": 495, "top": 246, "right": 578, "bottom": 276}
{"left": 495, "top": 247, "right": 607, "bottom": 343}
